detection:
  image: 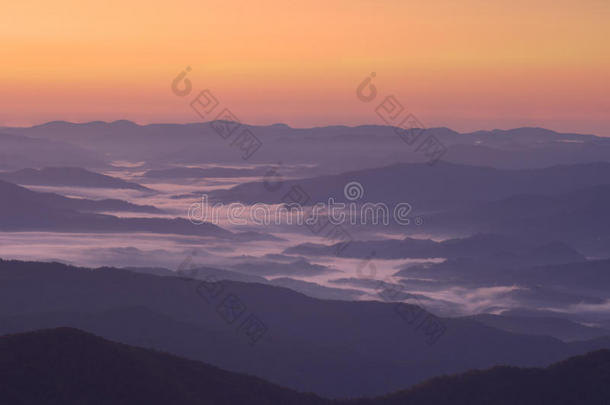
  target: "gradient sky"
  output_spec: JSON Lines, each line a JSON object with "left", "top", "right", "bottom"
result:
{"left": 1, "top": 0, "right": 609, "bottom": 135}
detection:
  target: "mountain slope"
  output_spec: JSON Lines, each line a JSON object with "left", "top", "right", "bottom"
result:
{"left": 1, "top": 259, "right": 609, "bottom": 398}
{"left": 0, "top": 181, "right": 272, "bottom": 240}
{"left": 0, "top": 179, "right": 159, "bottom": 216}
{"left": 0, "top": 132, "right": 106, "bottom": 170}
{"left": 286, "top": 233, "right": 585, "bottom": 267}
{"left": 208, "top": 161, "right": 610, "bottom": 211}
{"left": 465, "top": 314, "right": 610, "bottom": 342}
{"left": 428, "top": 183, "right": 610, "bottom": 257}
{"left": 0, "top": 167, "right": 150, "bottom": 190}
{"left": 2, "top": 328, "right": 610, "bottom": 405}
{"left": 0, "top": 327, "right": 326, "bottom": 405}
{"left": 351, "top": 349, "right": 610, "bottom": 405}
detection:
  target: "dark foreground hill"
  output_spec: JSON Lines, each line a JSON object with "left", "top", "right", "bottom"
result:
{"left": 0, "top": 328, "right": 326, "bottom": 405}
{"left": 351, "top": 350, "right": 610, "bottom": 405}
{"left": 1, "top": 259, "right": 610, "bottom": 398}
{"left": 2, "top": 328, "right": 610, "bottom": 405}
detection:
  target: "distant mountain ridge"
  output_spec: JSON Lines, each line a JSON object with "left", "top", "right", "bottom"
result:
{"left": 0, "top": 132, "right": 106, "bottom": 170}
{"left": 3, "top": 121, "right": 610, "bottom": 171}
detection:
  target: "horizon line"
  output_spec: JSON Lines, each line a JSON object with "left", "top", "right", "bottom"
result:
{"left": 0, "top": 119, "right": 601, "bottom": 138}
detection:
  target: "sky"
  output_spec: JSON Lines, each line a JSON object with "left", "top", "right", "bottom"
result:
{"left": 1, "top": 0, "right": 609, "bottom": 135}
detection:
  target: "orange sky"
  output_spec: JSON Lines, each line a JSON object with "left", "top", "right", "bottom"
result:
{"left": 1, "top": 0, "right": 608, "bottom": 135}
